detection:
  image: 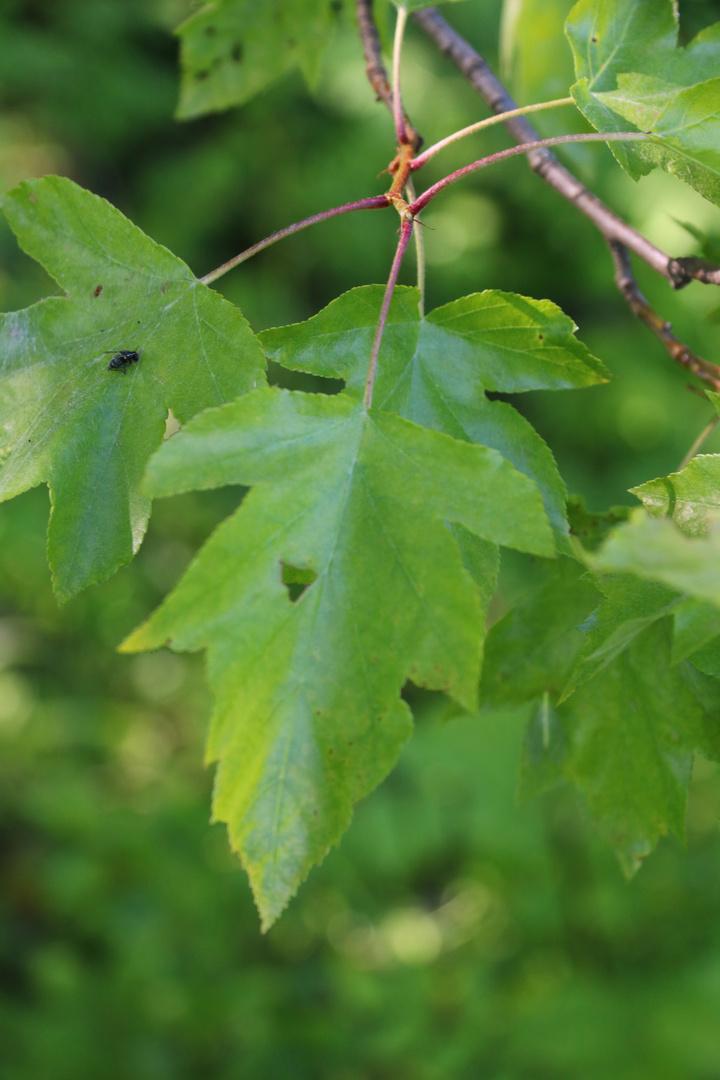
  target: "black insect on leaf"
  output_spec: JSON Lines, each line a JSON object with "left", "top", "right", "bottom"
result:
{"left": 105, "top": 349, "right": 141, "bottom": 374}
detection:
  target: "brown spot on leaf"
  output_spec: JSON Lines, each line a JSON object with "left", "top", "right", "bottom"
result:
{"left": 28, "top": 191, "right": 37, "bottom": 204}
{"left": 93, "top": 284, "right": 103, "bottom": 298}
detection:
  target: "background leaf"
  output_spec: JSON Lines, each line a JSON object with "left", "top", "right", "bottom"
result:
{"left": 481, "top": 556, "right": 599, "bottom": 708}
{"left": 175, "top": 0, "right": 344, "bottom": 120}
{"left": 0, "top": 175, "right": 265, "bottom": 601}
{"left": 559, "top": 619, "right": 708, "bottom": 876}
{"left": 560, "top": 574, "right": 680, "bottom": 699}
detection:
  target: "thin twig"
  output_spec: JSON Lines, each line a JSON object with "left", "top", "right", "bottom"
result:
{"left": 356, "top": 0, "right": 422, "bottom": 150}
{"left": 677, "top": 415, "right": 720, "bottom": 471}
{"left": 409, "top": 133, "right": 650, "bottom": 215}
{"left": 405, "top": 176, "right": 425, "bottom": 317}
{"left": 609, "top": 240, "right": 720, "bottom": 392}
{"left": 356, "top": 0, "right": 393, "bottom": 111}
{"left": 364, "top": 217, "right": 414, "bottom": 409}
{"left": 392, "top": 5, "right": 409, "bottom": 144}
{"left": 200, "top": 196, "right": 389, "bottom": 285}
{"left": 413, "top": 96, "right": 575, "bottom": 168}
{"left": 412, "top": 7, "right": 717, "bottom": 291}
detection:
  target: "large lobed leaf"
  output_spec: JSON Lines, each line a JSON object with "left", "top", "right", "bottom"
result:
{"left": 0, "top": 176, "right": 265, "bottom": 601}
{"left": 261, "top": 285, "right": 609, "bottom": 552}
{"left": 566, "top": 0, "right": 720, "bottom": 204}
{"left": 123, "top": 385, "right": 554, "bottom": 927}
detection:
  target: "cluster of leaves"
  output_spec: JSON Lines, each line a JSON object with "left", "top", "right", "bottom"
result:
{"left": 567, "top": 0, "right": 720, "bottom": 204}
{"left": 2, "top": 0, "right": 720, "bottom": 928}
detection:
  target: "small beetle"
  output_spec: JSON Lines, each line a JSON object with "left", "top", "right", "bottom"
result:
{"left": 105, "top": 349, "right": 141, "bottom": 374}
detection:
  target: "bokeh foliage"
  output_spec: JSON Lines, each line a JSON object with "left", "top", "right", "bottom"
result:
{"left": 3, "top": 0, "right": 720, "bottom": 1075}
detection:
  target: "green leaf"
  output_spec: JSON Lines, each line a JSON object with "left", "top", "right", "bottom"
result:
{"left": 591, "top": 510, "right": 720, "bottom": 608}
{"left": 175, "top": 0, "right": 341, "bottom": 120}
{"left": 681, "top": 662, "right": 720, "bottom": 751}
{"left": 481, "top": 557, "right": 600, "bottom": 709}
{"left": 566, "top": 0, "right": 720, "bottom": 199}
{"left": 559, "top": 619, "right": 708, "bottom": 875}
{"left": 519, "top": 692, "right": 568, "bottom": 800}
{"left": 689, "top": 638, "right": 720, "bottom": 681}
{"left": 672, "top": 598, "right": 720, "bottom": 665}
{"left": 565, "top": 0, "right": 677, "bottom": 93}
{"left": 567, "top": 494, "right": 631, "bottom": 553}
{"left": 560, "top": 574, "right": 680, "bottom": 700}
{"left": 0, "top": 176, "right": 265, "bottom": 601}
{"left": 597, "top": 77, "right": 720, "bottom": 206}
{"left": 261, "top": 285, "right": 609, "bottom": 551}
{"left": 632, "top": 454, "right": 720, "bottom": 537}
{"left": 122, "top": 386, "right": 553, "bottom": 927}
{"left": 566, "top": 0, "right": 720, "bottom": 96}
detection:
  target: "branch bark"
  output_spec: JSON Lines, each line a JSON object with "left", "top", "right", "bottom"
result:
{"left": 412, "top": 7, "right": 720, "bottom": 292}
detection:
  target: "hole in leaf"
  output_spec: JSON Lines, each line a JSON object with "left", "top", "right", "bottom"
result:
{"left": 281, "top": 561, "right": 318, "bottom": 603}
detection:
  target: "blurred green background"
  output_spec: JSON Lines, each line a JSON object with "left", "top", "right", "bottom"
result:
{"left": 3, "top": 1, "right": 720, "bottom": 1076}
